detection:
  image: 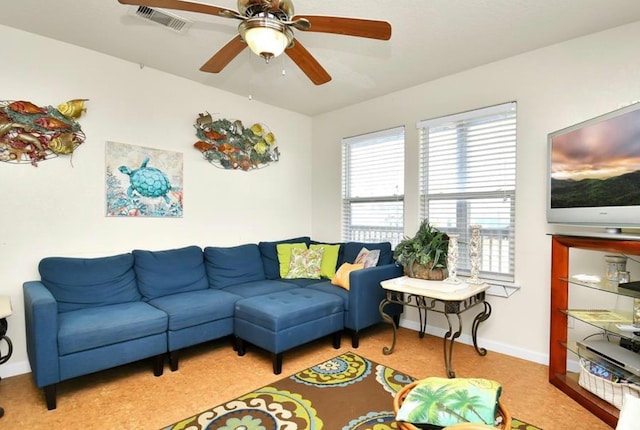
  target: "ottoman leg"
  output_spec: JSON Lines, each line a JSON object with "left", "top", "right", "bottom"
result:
{"left": 333, "top": 331, "right": 342, "bottom": 349}
{"left": 273, "top": 353, "right": 283, "bottom": 375}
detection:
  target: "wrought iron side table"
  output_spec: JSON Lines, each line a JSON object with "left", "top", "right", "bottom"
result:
{"left": 379, "top": 276, "right": 491, "bottom": 378}
{"left": 0, "top": 295, "right": 13, "bottom": 419}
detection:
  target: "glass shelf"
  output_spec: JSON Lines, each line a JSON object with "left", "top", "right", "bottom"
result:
{"left": 562, "top": 276, "right": 640, "bottom": 299}
{"left": 565, "top": 340, "right": 640, "bottom": 385}
{"left": 563, "top": 309, "right": 640, "bottom": 342}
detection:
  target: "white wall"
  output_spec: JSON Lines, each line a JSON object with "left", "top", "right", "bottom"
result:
{"left": 0, "top": 25, "right": 313, "bottom": 377}
{"left": 311, "top": 22, "right": 640, "bottom": 364}
{"left": 4, "top": 20, "right": 640, "bottom": 380}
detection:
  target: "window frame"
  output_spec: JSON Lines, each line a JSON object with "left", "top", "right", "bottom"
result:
{"left": 341, "top": 126, "right": 405, "bottom": 246}
{"left": 418, "top": 102, "right": 517, "bottom": 283}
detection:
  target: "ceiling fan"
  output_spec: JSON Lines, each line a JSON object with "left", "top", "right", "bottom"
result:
{"left": 117, "top": 0, "right": 392, "bottom": 85}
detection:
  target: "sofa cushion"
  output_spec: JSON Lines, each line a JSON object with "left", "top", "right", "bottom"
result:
{"left": 279, "top": 278, "right": 327, "bottom": 288}
{"left": 204, "top": 244, "right": 266, "bottom": 289}
{"left": 57, "top": 302, "right": 167, "bottom": 355}
{"left": 221, "top": 279, "right": 297, "bottom": 298}
{"left": 133, "top": 246, "right": 208, "bottom": 300}
{"left": 304, "top": 280, "right": 349, "bottom": 311}
{"left": 341, "top": 242, "right": 392, "bottom": 266}
{"left": 148, "top": 289, "right": 240, "bottom": 331}
{"left": 39, "top": 253, "right": 140, "bottom": 313}
{"left": 310, "top": 243, "right": 341, "bottom": 279}
{"left": 259, "top": 236, "right": 311, "bottom": 279}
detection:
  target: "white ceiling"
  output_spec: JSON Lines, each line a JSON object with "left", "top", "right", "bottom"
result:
{"left": 3, "top": 0, "right": 640, "bottom": 116}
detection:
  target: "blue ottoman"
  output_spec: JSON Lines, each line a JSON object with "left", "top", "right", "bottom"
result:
{"left": 234, "top": 289, "right": 344, "bottom": 374}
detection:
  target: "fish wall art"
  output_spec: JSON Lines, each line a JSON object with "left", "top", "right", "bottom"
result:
{"left": 193, "top": 112, "right": 280, "bottom": 171}
{"left": 0, "top": 99, "right": 88, "bottom": 166}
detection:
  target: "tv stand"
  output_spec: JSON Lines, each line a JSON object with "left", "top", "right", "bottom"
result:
{"left": 550, "top": 234, "right": 640, "bottom": 428}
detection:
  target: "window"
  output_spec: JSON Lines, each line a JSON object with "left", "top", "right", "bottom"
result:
{"left": 342, "top": 127, "right": 405, "bottom": 246}
{"left": 418, "top": 102, "right": 517, "bottom": 283}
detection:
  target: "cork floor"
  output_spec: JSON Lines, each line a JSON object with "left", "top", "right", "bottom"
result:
{"left": 0, "top": 326, "right": 612, "bottom": 429}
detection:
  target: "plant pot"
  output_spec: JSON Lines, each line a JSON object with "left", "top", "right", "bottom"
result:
{"left": 404, "top": 262, "right": 448, "bottom": 280}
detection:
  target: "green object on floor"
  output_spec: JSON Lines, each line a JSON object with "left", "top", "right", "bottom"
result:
{"left": 161, "top": 351, "right": 542, "bottom": 430}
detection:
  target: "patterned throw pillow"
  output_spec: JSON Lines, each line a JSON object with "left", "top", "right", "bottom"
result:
{"left": 285, "top": 247, "right": 324, "bottom": 279}
{"left": 354, "top": 247, "right": 380, "bottom": 268}
{"left": 396, "top": 377, "right": 502, "bottom": 427}
{"left": 276, "top": 243, "right": 308, "bottom": 278}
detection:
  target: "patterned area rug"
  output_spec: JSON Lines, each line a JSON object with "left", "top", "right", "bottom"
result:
{"left": 162, "top": 351, "right": 541, "bottom": 430}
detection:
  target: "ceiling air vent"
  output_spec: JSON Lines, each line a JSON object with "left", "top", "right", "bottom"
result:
{"left": 133, "top": 5, "right": 192, "bottom": 33}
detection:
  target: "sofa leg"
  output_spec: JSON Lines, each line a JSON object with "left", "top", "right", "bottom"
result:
{"left": 333, "top": 331, "right": 342, "bottom": 349}
{"left": 169, "top": 351, "right": 179, "bottom": 372}
{"left": 231, "top": 335, "right": 238, "bottom": 351}
{"left": 44, "top": 385, "right": 56, "bottom": 410}
{"left": 273, "top": 353, "right": 283, "bottom": 375}
{"left": 236, "top": 338, "right": 246, "bottom": 356}
{"left": 351, "top": 331, "right": 360, "bottom": 349}
{"left": 153, "top": 354, "right": 165, "bottom": 376}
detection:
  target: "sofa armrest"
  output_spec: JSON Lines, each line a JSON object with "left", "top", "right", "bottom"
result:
{"left": 346, "top": 263, "right": 403, "bottom": 331}
{"left": 23, "top": 281, "right": 60, "bottom": 388}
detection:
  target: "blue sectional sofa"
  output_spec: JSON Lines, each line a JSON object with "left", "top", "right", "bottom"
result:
{"left": 23, "top": 237, "right": 402, "bottom": 409}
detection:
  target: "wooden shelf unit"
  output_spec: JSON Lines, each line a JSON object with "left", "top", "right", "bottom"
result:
{"left": 549, "top": 234, "right": 640, "bottom": 428}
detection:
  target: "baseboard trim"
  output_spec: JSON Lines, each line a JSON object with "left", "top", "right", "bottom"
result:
{"left": 0, "top": 360, "right": 31, "bottom": 379}
{"left": 399, "top": 319, "right": 548, "bottom": 366}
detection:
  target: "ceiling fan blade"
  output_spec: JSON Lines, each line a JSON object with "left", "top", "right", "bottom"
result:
{"left": 200, "top": 35, "right": 247, "bottom": 73}
{"left": 285, "top": 39, "right": 331, "bottom": 85}
{"left": 292, "top": 15, "right": 391, "bottom": 40}
{"left": 117, "top": 0, "right": 238, "bottom": 18}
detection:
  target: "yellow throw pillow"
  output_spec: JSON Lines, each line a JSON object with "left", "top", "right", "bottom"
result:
{"left": 310, "top": 243, "right": 341, "bottom": 279}
{"left": 331, "top": 262, "right": 364, "bottom": 290}
{"left": 276, "top": 243, "right": 307, "bottom": 278}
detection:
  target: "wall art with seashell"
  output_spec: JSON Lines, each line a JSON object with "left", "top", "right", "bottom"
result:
{"left": 0, "top": 99, "right": 88, "bottom": 166}
{"left": 192, "top": 112, "right": 279, "bottom": 171}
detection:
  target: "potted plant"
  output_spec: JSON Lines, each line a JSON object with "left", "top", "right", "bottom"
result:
{"left": 393, "top": 220, "right": 449, "bottom": 280}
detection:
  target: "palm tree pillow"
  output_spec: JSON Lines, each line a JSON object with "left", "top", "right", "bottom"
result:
{"left": 396, "top": 377, "right": 502, "bottom": 427}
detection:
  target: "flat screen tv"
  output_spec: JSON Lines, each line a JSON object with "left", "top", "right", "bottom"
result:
{"left": 547, "top": 102, "right": 640, "bottom": 233}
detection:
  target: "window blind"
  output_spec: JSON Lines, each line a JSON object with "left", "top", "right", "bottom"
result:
{"left": 342, "top": 126, "right": 405, "bottom": 246}
{"left": 418, "top": 102, "right": 517, "bottom": 282}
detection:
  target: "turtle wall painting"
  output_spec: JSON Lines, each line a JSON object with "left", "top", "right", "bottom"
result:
{"left": 105, "top": 141, "right": 183, "bottom": 217}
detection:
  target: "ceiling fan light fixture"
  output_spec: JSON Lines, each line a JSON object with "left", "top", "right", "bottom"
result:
{"left": 239, "top": 18, "right": 293, "bottom": 62}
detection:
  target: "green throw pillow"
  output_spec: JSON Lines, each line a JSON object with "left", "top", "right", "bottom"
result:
{"left": 310, "top": 243, "right": 341, "bottom": 278}
{"left": 276, "top": 243, "right": 307, "bottom": 278}
{"left": 285, "top": 247, "right": 324, "bottom": 279}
